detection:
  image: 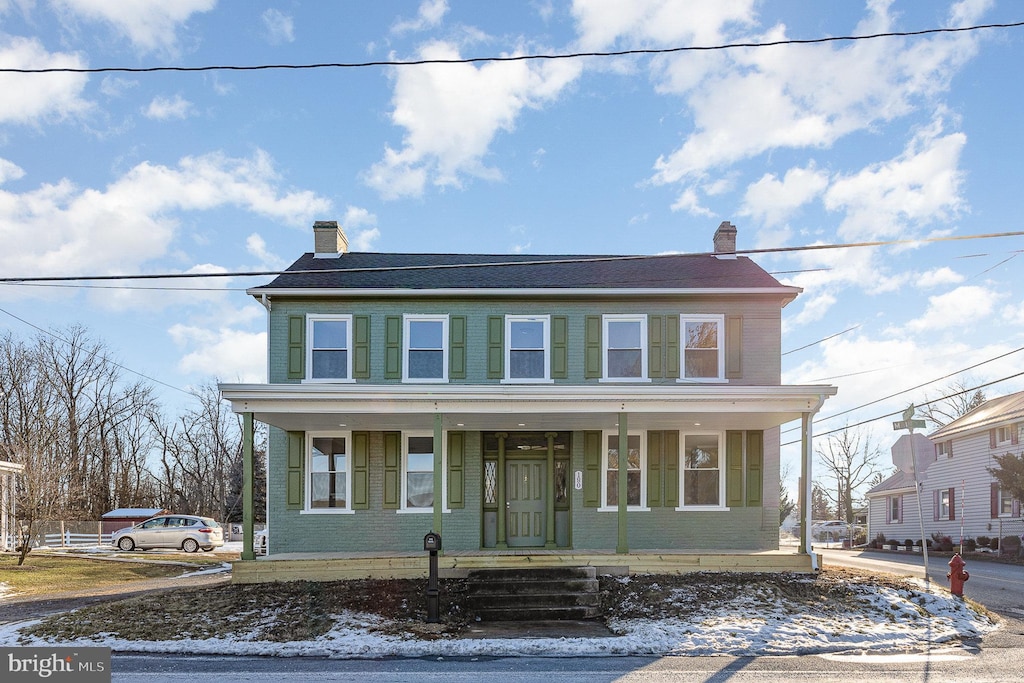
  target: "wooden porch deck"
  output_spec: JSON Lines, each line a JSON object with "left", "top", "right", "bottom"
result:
{"left": 231, "top": 549, "right": 820, "bottom": 583}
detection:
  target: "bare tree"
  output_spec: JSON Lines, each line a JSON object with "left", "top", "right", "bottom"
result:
{"left": 919, "top": 379, "right": 986, "bottom": 428}
{"left": 815, "top": 426, "right": 883, "bottom": 523}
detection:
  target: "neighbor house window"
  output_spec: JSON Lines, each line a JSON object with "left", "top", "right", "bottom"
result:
{"left": 309, "top": 435, "right": 350, "bottom": 510}
{"left": 888, "top": 495, "right": 901, "bottom": 523}
{"left": 505, "top": 315, "right": 550, "bottom": 381}
{"left": 307, "top": 315, "right": 352, "bottom": 381}
{"left": 603, "top": 315, "right": 647, "bottom": 380}
{"left": 996, "top": 426, "right": 1013, "bottom": 444}
{"left": 404, "top": 315, "right": 448, "bottom": 381}
{"left": 679, "top": 315, "right": 724, "bottom": 381}
{"left": 999, "top": 488, "right": 1014, "bottom": 516}
{"left": 681, "top": 433, "right": 723, "bottom": 508}
{"left": 603, "top": 432, "right": 644, "bottom": 508}
{"left": 939, "top": 489, "right": 951, "bottom": 519}
{"left": 935, "top": 441, "right": 951, "bottom": 459}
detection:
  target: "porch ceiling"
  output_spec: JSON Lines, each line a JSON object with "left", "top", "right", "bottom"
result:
{"left": 219, "top": 383, "right": 836, "bottom": 433}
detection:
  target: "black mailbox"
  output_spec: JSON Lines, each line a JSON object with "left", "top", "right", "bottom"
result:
{"left": 424, "top": 531, "right": 441, "bottom": 552}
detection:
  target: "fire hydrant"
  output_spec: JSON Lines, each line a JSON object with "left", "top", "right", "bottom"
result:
{"left": 947, "top": 553, "right": 969, "bottom": 597}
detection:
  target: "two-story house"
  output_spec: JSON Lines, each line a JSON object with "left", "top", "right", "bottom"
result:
{"left": 220, "top": 220, "right": 836, "bottom": 582}
{"left": 867, "top": 390, "right": 1024, "bottom": 546}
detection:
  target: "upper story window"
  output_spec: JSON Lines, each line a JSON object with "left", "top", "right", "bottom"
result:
{"left": 603, "top": 432, "right": 644, "bottom": 509}
{"left": 681, "top": 433, "right": 724, "bottom": 509}
{"left": 996, "top": 426, "right": 1013, "bottom": 445}
{"left": 404, "top": 315, "right": 448, "bottom": 382}
{"left": 680, "top": 315, "right": 725, "bottom": 381}
{"left": 309, "top": 435, "right": 350, "bottom": 511}
{"left": 505, "top": 315, "right": 550, "bottom": 382}
{"left": 308, "top": 315, "right": 352, "bottom": 381}
{"left": 935, "top": 441, "right": 951, "bottom": 459}
{"left": 603, "top": 315, "right": 647, "bottom": 381}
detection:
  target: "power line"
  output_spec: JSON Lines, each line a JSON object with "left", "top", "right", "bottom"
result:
{"left": 782, "top": 325, "right": 861, "bottom": 356}
{"left": 2, "top": 229, "right": 1022, "bottom": 284}
{"left": 4, "top": 22, "right": 1022, "bottom": 75}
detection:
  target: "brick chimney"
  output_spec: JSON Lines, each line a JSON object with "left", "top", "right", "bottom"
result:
{"left": 313, "top": 220, "right": 349, "bottom": 257}
{"left": 713, "top": 221, "right": 737, "bottom": 258}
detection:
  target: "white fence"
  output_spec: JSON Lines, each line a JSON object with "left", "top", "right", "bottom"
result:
{"left": 43, "top": 530, "right": 113, "bottom": 547}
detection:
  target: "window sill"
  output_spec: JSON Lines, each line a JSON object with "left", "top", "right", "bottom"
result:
{"left": 597, "top": 506, "right": 650, "bottom": 512}
{"left": 300, "top": 508, "right": 355, "bottom": 515}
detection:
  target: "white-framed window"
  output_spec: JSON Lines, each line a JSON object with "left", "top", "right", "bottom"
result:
{"left": 935, "top": 441, "right": 951, "bottom": 459}
{"left": 888, "top": 495, "right": 901, "bottom": 523}
{"left": 307, "top": 315, "right": 353, "bottom": 381}
{"left": 602, "top": 431, "right": 645, "bottom": 509}
{"left": 402, "top": 433, "right": 440, "bottom": 512}
{"left": 403, "top": 315, "right": 448, "bottom": 382}
{"left": 505, "top": 315, "right": 550, "bottom": 382}
{"left": 307, "top": 434, "right": 351, "bottom": 512}
{"left": 680, "top": 432, "right": 725, "bottom": 509}
{"left": 602, "top": 315, "right": 647, "bottom": 381}
{"left": 999, "top": 488, "right": 1014, "bottom": 516}
{"left": 679, "top": 315, "right": 725, "bottom": 381}
{"left": 996, "top": 426, "right": 1013, "bottom": 444}
{"left": 939, "top": 489, "right": 951, "bottom": 519}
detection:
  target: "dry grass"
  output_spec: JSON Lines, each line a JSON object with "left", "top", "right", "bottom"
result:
{"left": 0, "top": 554, "right": 188, "bottom": 597}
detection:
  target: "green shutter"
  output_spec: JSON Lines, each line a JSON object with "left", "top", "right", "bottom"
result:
{"left": 286, "top": 431, "right": 304, "bottom": 509}
{"left": 726, "top": 430, "right": 744, "bottom": 507}
{"left": 487, "top": 316, "right": 504, "bottom": 379}
{"left": 726, "top": 315, "right": 742, "bottom": 379}
{"left": 584, "top": 315, "right": 602, "bottom": 379}
{"left": 666, "top": 315, "right": 680, "bottom": 379}
{"left": 551, "top": 315, "right": 568, "bottom": 379}
{"left": 383, "top": 432, "right": 401, "bottom": 509}
{"left": 648, "top": 315, "right": 664, "bottom": 378}
{"left": 287, "top": 315, "right": 305, "bottom": 379}
{"left": 647, "top": 431, "right": 663, "bottom": 507}
{"left": 352, "top": 431, "right": 369, "bottom": 509}
{"left": 746, "top": 430, "right": 763, "bottom": 506}
{"left": 353, "top": 315, "right": 370, "bottom": 379}
{"left": 448, "top": 431, "right": 465, "bottom": 509}
{"left": 583, "top": 430, "right": 602, "bottom": 507}
{"left": 385, "top": 316, "right": 402, "bottom": 379}
{"left": 449, "top": 315, "right": 466, "bottom": 380}
{"left": 664, "top": 430, "right": 679, "bottom": 507}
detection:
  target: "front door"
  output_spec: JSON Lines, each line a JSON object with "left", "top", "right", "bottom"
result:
{"left": 506, "top": 460, "right": 545, "bottom": 547}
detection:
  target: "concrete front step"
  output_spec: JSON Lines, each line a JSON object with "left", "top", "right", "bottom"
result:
{"left": 464, "top": 566, "right": 602, "bottom": 621}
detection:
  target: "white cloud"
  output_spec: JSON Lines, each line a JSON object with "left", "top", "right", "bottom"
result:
{"left": 572, "top": 0, "right": 756, "bottom": 51}
{"left": 824, "top": 116, "right": 967, "bottom": 242}
{"left": 0, "top": 35, "right": 91, "bottom": 124}
{"left": 50, "top": 0, "right": 216, "bottom": 54}
{"left": 364, "top": 41, "right": 581, "bottom": 199}
{"left": 99, "top": 76, "right": 139, "bottom": 98}
{"left": 143, "top": 94, "right": 194, "bottom": 120}
{"left": 0, "top": 158, "right": 25, "bottom": 184}
{"left": 905, "top": 285, "right": 999, "bottom": 333}
{"left": 0, "top": 150, "right": 332, "bottom": 285}
{"left": 392, "top": 0, "right": 449, "bottom": 34}
{"left": 262, "top": 8, "right": 294, "bottom": 44}
{"left": 1003, "top": 300, "right": 1024, "bottom": 326}
{"left": 915, "top": 267, "right": 964, "bottom": 289}
{"left": 670, "top": 186, "right": 714, "bottom": 216}
{"left": 740, "top": 164, "right": 829, "bottom": 227}
{"left": 341, "top": 205, "right": 381, "bottom": 251}
{"left": 647, "top": 1, "right": 986, "bottom": 200}
{"left": 246, "top": 233, "right": 286, "bottom": 269}
{"left": 170, "top": 324, "right": 267, "bottom": 383}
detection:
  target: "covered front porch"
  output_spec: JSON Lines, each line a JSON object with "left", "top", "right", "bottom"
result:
{"left": 231, "top": 547, "right": 821, "bottom": 583}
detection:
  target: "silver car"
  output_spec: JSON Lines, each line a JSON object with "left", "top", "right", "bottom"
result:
{"left": 112, "top": 514, "right": 224, "bottom": 553}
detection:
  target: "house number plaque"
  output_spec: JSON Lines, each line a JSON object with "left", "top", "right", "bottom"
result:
{"left": 574, "top": 470, "right": 583, "bottom": 490}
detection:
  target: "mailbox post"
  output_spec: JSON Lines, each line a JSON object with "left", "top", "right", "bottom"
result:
{"left": 423, "top": 532, "right": 441, "bottom": 623}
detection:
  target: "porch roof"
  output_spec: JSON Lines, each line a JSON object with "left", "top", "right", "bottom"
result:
{"left": 219, "top": 383, "right": 836, "bottom": 433}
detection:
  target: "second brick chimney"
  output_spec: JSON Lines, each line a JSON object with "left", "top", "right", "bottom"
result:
{"left": 313, "top": 220, "right": 349, "bottom": 257}
{"left": 713, "top": 221, "right": 737, "bottom": 258}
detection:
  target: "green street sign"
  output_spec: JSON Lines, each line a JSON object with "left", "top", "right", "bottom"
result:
{"left": 893, "top": 419, "right": 927, "bottom": 431}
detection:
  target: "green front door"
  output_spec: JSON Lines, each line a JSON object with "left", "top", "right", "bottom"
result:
{"left": 507, "top": 459, "right": 545, "bottom": 547}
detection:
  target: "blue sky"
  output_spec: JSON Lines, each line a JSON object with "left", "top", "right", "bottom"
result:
{"left": 1, "top": 1, "right": 1023, "bottom": 493}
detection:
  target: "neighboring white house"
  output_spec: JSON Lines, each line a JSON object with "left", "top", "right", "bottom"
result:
{"left": 1, "top": 459, "right": 24, "bottom": 551}
{"left": 866, "top": 391, "right": 1024, "bottom": 546}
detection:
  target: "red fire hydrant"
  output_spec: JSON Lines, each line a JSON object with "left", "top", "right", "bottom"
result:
{"left": 947, "top": 553, "right": 969, "bottom": 597}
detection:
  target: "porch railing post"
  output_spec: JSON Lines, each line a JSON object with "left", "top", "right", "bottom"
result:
{"left": 433, "top": 413, "right": 443, "bottom": 537}
{"left": 617, "top": 413, "right": 629, "bottom": 554}
{"left": 496, "top": 432, "right": 508, "bottom": 549}
{"left": 241, "top": 411, "right": 255, "bottom": 561}
{"left": 545, "top": 432, "right": 557, "bottom": 549}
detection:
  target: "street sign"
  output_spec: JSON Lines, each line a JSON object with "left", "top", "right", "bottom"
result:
{"left": 892, "top": 419, "right": 926, "bottom": 431}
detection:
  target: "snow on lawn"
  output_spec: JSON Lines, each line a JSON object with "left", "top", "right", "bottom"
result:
{"left": 0, "top": 578, "right": 998, "bottom": 658}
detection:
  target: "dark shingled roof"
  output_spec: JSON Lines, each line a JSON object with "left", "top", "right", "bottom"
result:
{"left": 253, "top": 252, "right": 790, "bottom": 291}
